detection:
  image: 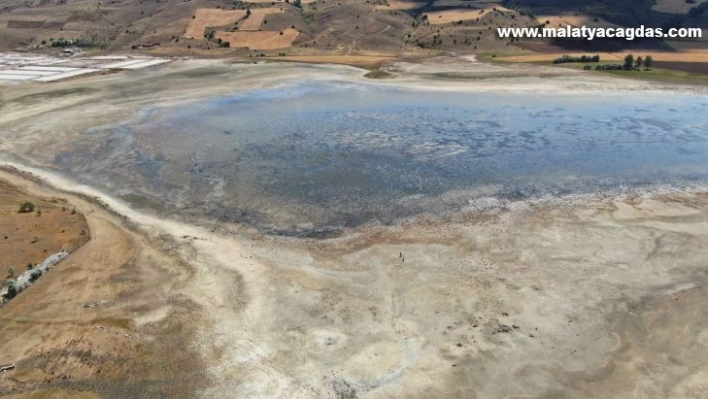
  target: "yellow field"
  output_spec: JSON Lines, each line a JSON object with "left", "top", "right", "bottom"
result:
{"left": 215, "top": 28, "right": 299, "bottom": 50}
{"left": 184, "top": 8, "right": 247, "bottom": 39}
{"left": 537, "top": 15, "right": 620, "bottom": 29}
{"left": 240, "top": 8, "right": 285, "bottom": 31}
{"left": 376, "top": 0, "right": 426, "bottom": 10}
{"left": 498, "top": 50, "right": 708, "bottom": 63}
{"left": 424, "top": 6, "right": 513, "bottom": 25}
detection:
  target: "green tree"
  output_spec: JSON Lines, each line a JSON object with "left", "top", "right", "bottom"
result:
{"left": 623, "top": 54, "right": 634, "bottom": 70}
{"left": 644, "top": 55, "right": 653, "bottom": 70}
{"left": 29, "top": 269, "right": 42, "bottom": 283}
{"left": 19, "top": 201, "right": 35, "bottom": 213}
{"left": 635, "top": 56, "right": 643, "bottom": 69}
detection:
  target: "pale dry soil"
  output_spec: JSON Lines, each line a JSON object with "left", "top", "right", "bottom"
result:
{"left": 0, "top": 169, "right": 205, "bottom": 398}
{"left": 0, "top": 60, "right": 707, "bottom": 398}
{"left": 4, "top": 163, "right": 708, "bottom": 399}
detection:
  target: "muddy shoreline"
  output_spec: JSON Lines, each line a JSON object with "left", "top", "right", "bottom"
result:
{"left": 2, "top": 158, "right": 708, "bottom": 398}
{"left": 2, "top": 59, "right": 707, "bottom": 236}
{"left": 2, "top": 58, "right": 708, "bottom": 398}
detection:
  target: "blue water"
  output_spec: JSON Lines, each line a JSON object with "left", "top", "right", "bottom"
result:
{"left": 63, "top": 80, "right": 708, "bottom": 233}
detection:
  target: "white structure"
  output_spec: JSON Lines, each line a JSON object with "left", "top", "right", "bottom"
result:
{"left": 0, "top": 53, "right": 171, "bottom": 83}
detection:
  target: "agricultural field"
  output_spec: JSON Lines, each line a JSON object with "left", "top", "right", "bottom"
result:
{"left": 424, "top": 6, "right": 514, "bottom": 25}
{"left": 238, "top": 8, "right": 285, "bottom": 31}
{"left": 215, "top": 28, "right": 300, "bottom": 50}
{"left": 491, "top": 50, "right": 708, "bottom": 84}
{"left": 0, "top": 0, "right": 703, "bottom": 56}
{"left": 536, "top": 15, "right": 621, "bottom": 29}
{"left": 0, "top": 179, "right": 88, "bottom": 282}
{"left": 184, "top": 9, "right": 247, "bottom": 39}
{"left": 376, "top": 0, "right": 426, "bottom": 10}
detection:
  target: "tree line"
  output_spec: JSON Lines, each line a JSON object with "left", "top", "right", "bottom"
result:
{"left": 553, "top": 54, "right": 601, "bottom": 64}
{"left": 588, "top": 54, "right": 653, "bottom": 71}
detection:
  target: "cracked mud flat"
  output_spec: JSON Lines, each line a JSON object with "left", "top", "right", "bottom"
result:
{"left": 3, "top": 59, "right": 707, "bottom": 236}
{"left": 1, "top": 59, "right": 708, "bottom": 398}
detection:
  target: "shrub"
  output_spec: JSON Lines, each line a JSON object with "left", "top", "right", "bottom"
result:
{"left": 29, "top": 269, "right": 43, "bottom": 283}
{"left": 595, "top": 64, "right": 624, "bottom": 70}
{"left": 4, "top": 280, "right": 18, "bottom": 300}
{"left": 51, "top": 37, "right": 96, "bottom": 48}
{"left": 19, "top": 201, "right": 35, "bottom": 213}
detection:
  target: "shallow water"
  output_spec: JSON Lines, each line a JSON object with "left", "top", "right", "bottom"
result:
{"left": 55, "top": 80, "right": 708, "bottom": 234}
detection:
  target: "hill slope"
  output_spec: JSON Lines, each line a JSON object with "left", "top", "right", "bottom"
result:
{"left": 0, "top": 0, "right": 705, "bottom": 55}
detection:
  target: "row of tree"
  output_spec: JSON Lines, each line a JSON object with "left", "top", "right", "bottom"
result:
{"left": 51, "top": 37, "right": 96, "bottom": 48}
{"left": 582, "top": 54, "right": 654, "bottom": 71}
{"left": 622, "top": 54, "right": 654, "bottom": 70}
{"left": 553, "top": 54, "right": 601, "bottom": 64}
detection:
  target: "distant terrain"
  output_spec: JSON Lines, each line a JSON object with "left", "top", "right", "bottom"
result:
{"left": 0, "top": 0, "right": 706, "bottom": 57}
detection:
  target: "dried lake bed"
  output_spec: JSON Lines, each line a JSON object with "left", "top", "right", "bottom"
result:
{"left": 2, "top": 59, "right": 708, "bottom": 398}
{"left": 6, "top": 67, "right": 708, "bottom": 235}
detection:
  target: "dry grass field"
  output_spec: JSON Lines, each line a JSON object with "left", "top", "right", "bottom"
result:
{"left": 184, "top": 8, "right": 247, "bottom": 39}
{"left": 536, "top": 15, "right": 621, "bottom": 29}
{"left": 0, "top": 169, "right": 203, "bottom": 398}
{"left": 0, "top": 180, "right": 88, "bottom": 281}
{"left": 376, "top": 0, "right": 426, "bottom": 10}
{"left": 215, "top": 28, "right": 299, "bottom": 50}
{"left": 239, "top": 7, "right": 285, "bottom": 31}
{"left": 424, "top": 6, "right": 514, "bottom": 25}
{"left": 0, "top": 0, "right": 701, "bottom": 58}
{"left": 0, "top": 0, "right": 705, "bottom": 57}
